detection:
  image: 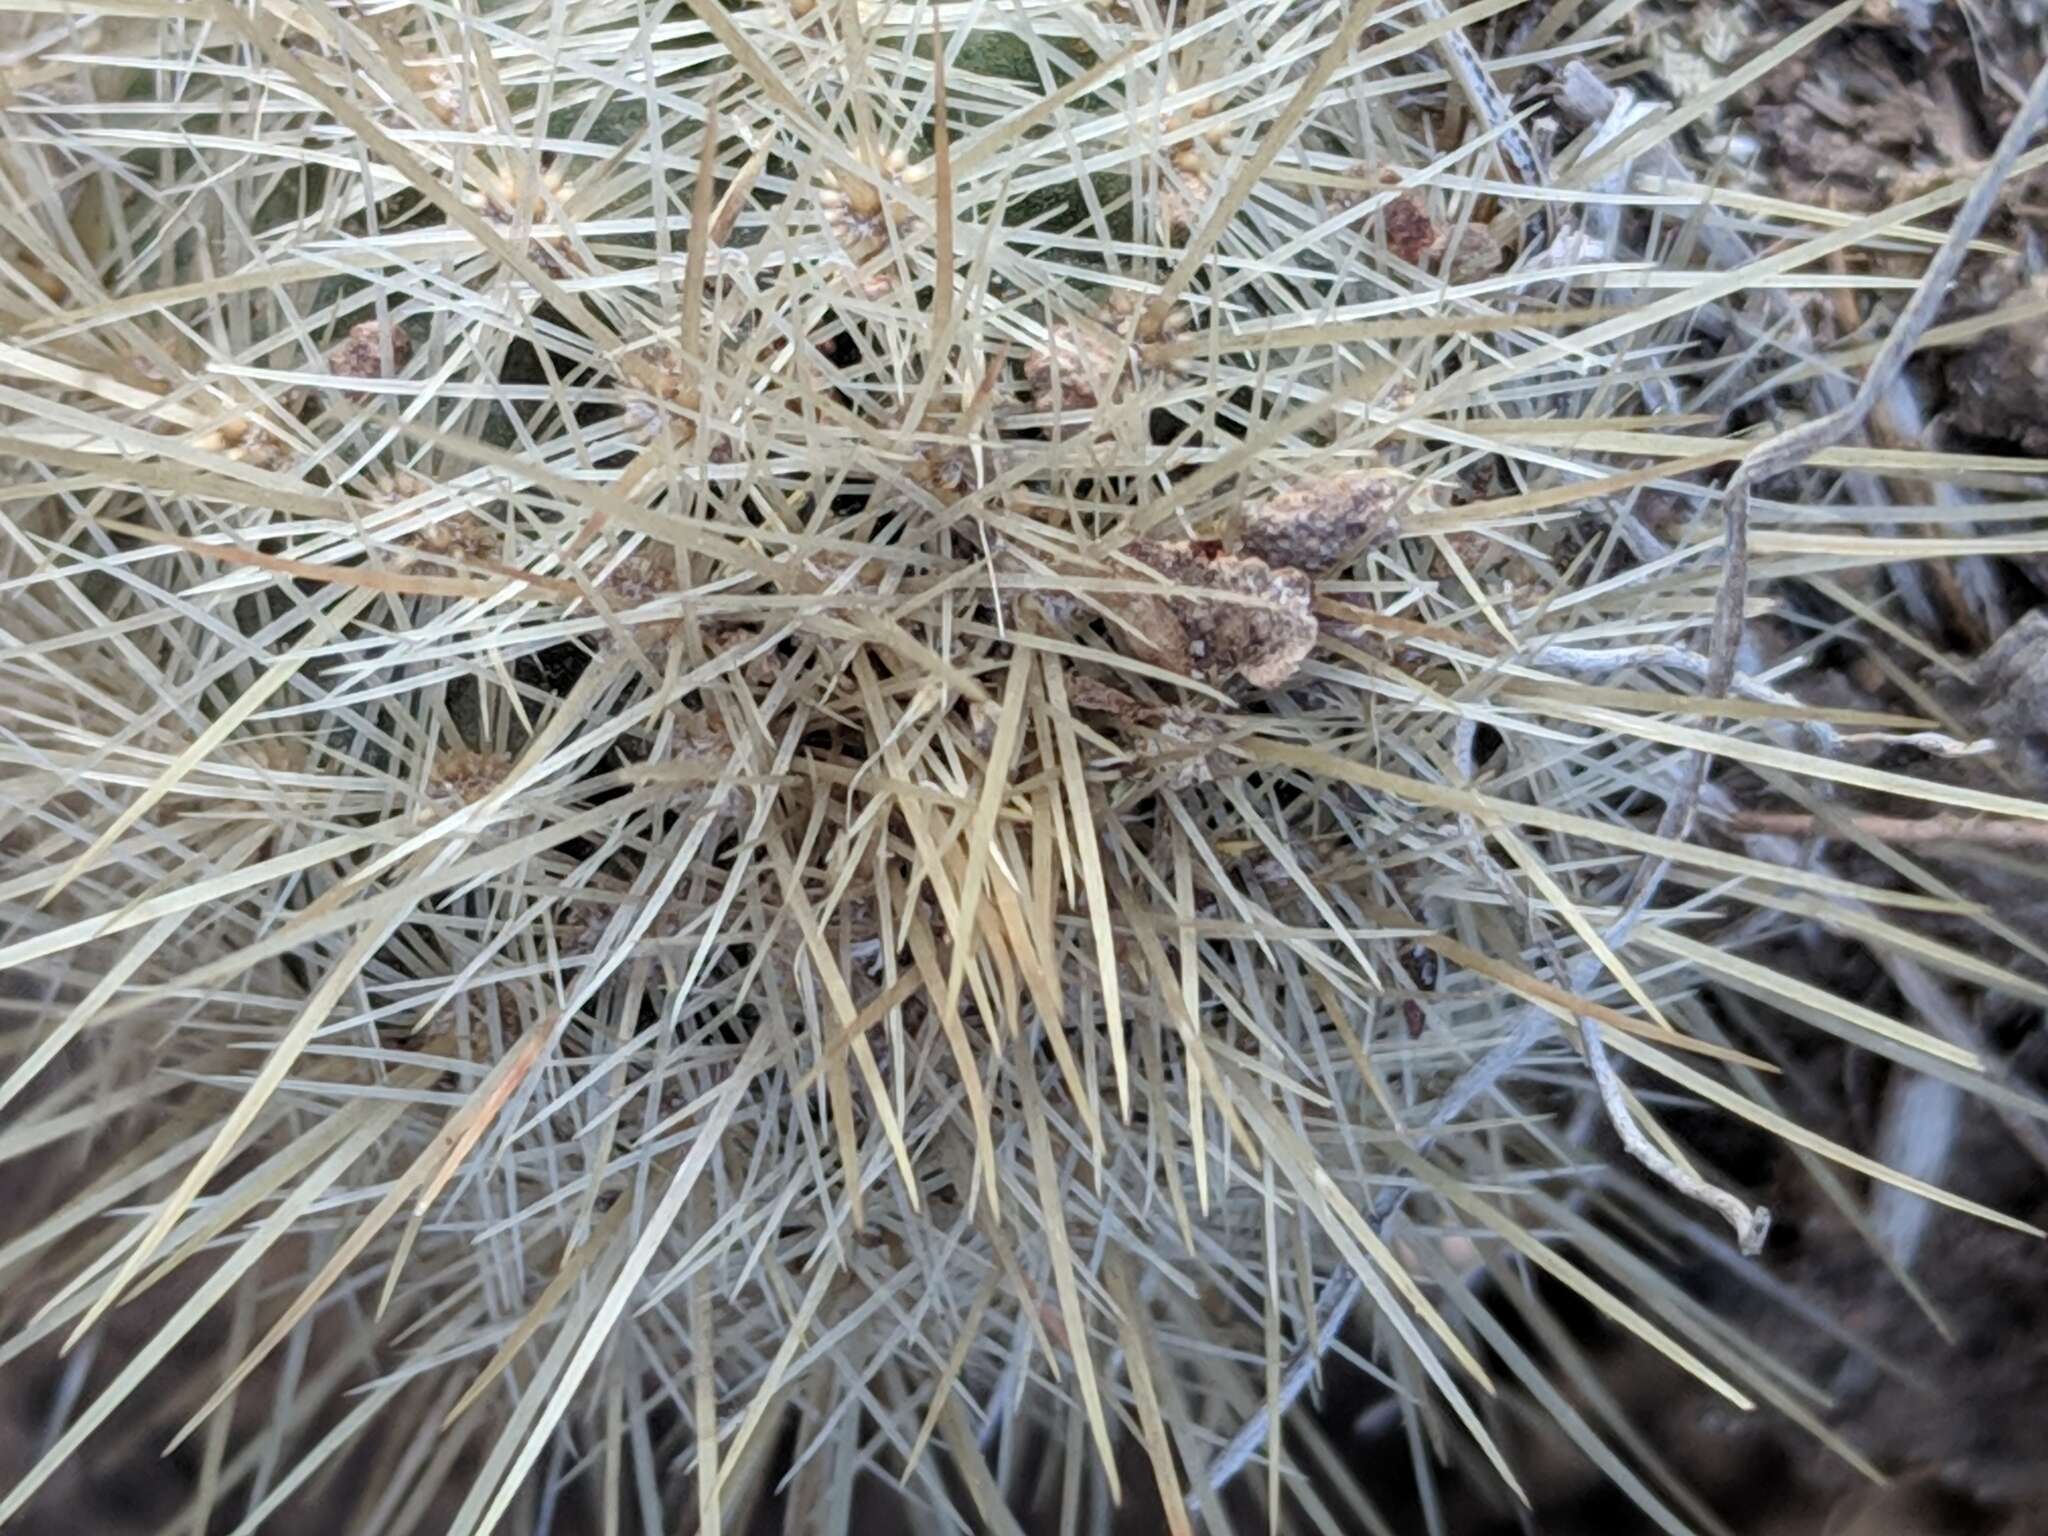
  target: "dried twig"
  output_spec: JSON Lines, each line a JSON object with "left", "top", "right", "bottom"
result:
{"left": 1419, "top": 0, "right": 1544, "bottom": 193}
{"left": 1707, "top": 60, "right": 2048, "bottom": 704}
{"left": 1582, "top": 1019, "right": 1771, "bottom": 1256}
{"left": 1554, "top": 62, "right": 1996, "bottom": 641}
{"left": 1642, "top": 59, "right": 2048, "bottom": 893}
{"left": 1727, "top": 810, "right": 2048, "bottom": 848}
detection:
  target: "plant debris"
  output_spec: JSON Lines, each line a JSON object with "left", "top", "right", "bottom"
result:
{"left": 1023, "top": 291, "right": 1189, "bottom": 420}
{"left": 1239, "top": 466, "right": 1409, "bottom": 574}
{"left": 1945, "top": 275, "right": 2048, "bottom": 455}
{"left": 327, "top": 318, "right": 412, "bottom": 400}
{"left": 1103, "top": 539, "right": 1318, "bottom": 688}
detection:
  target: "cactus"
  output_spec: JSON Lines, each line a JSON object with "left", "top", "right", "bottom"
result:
{"left": 3, "top": 3, "right": 2046, "bottom": 1533}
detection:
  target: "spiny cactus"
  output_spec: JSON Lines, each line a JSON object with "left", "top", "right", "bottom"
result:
{"left": 3, "top": 3, "right": 2047, "bottom": 1534}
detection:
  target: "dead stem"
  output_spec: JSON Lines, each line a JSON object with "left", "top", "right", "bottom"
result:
{"left": 1727, "top": 810, "right": 2048, "bottom": 849}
